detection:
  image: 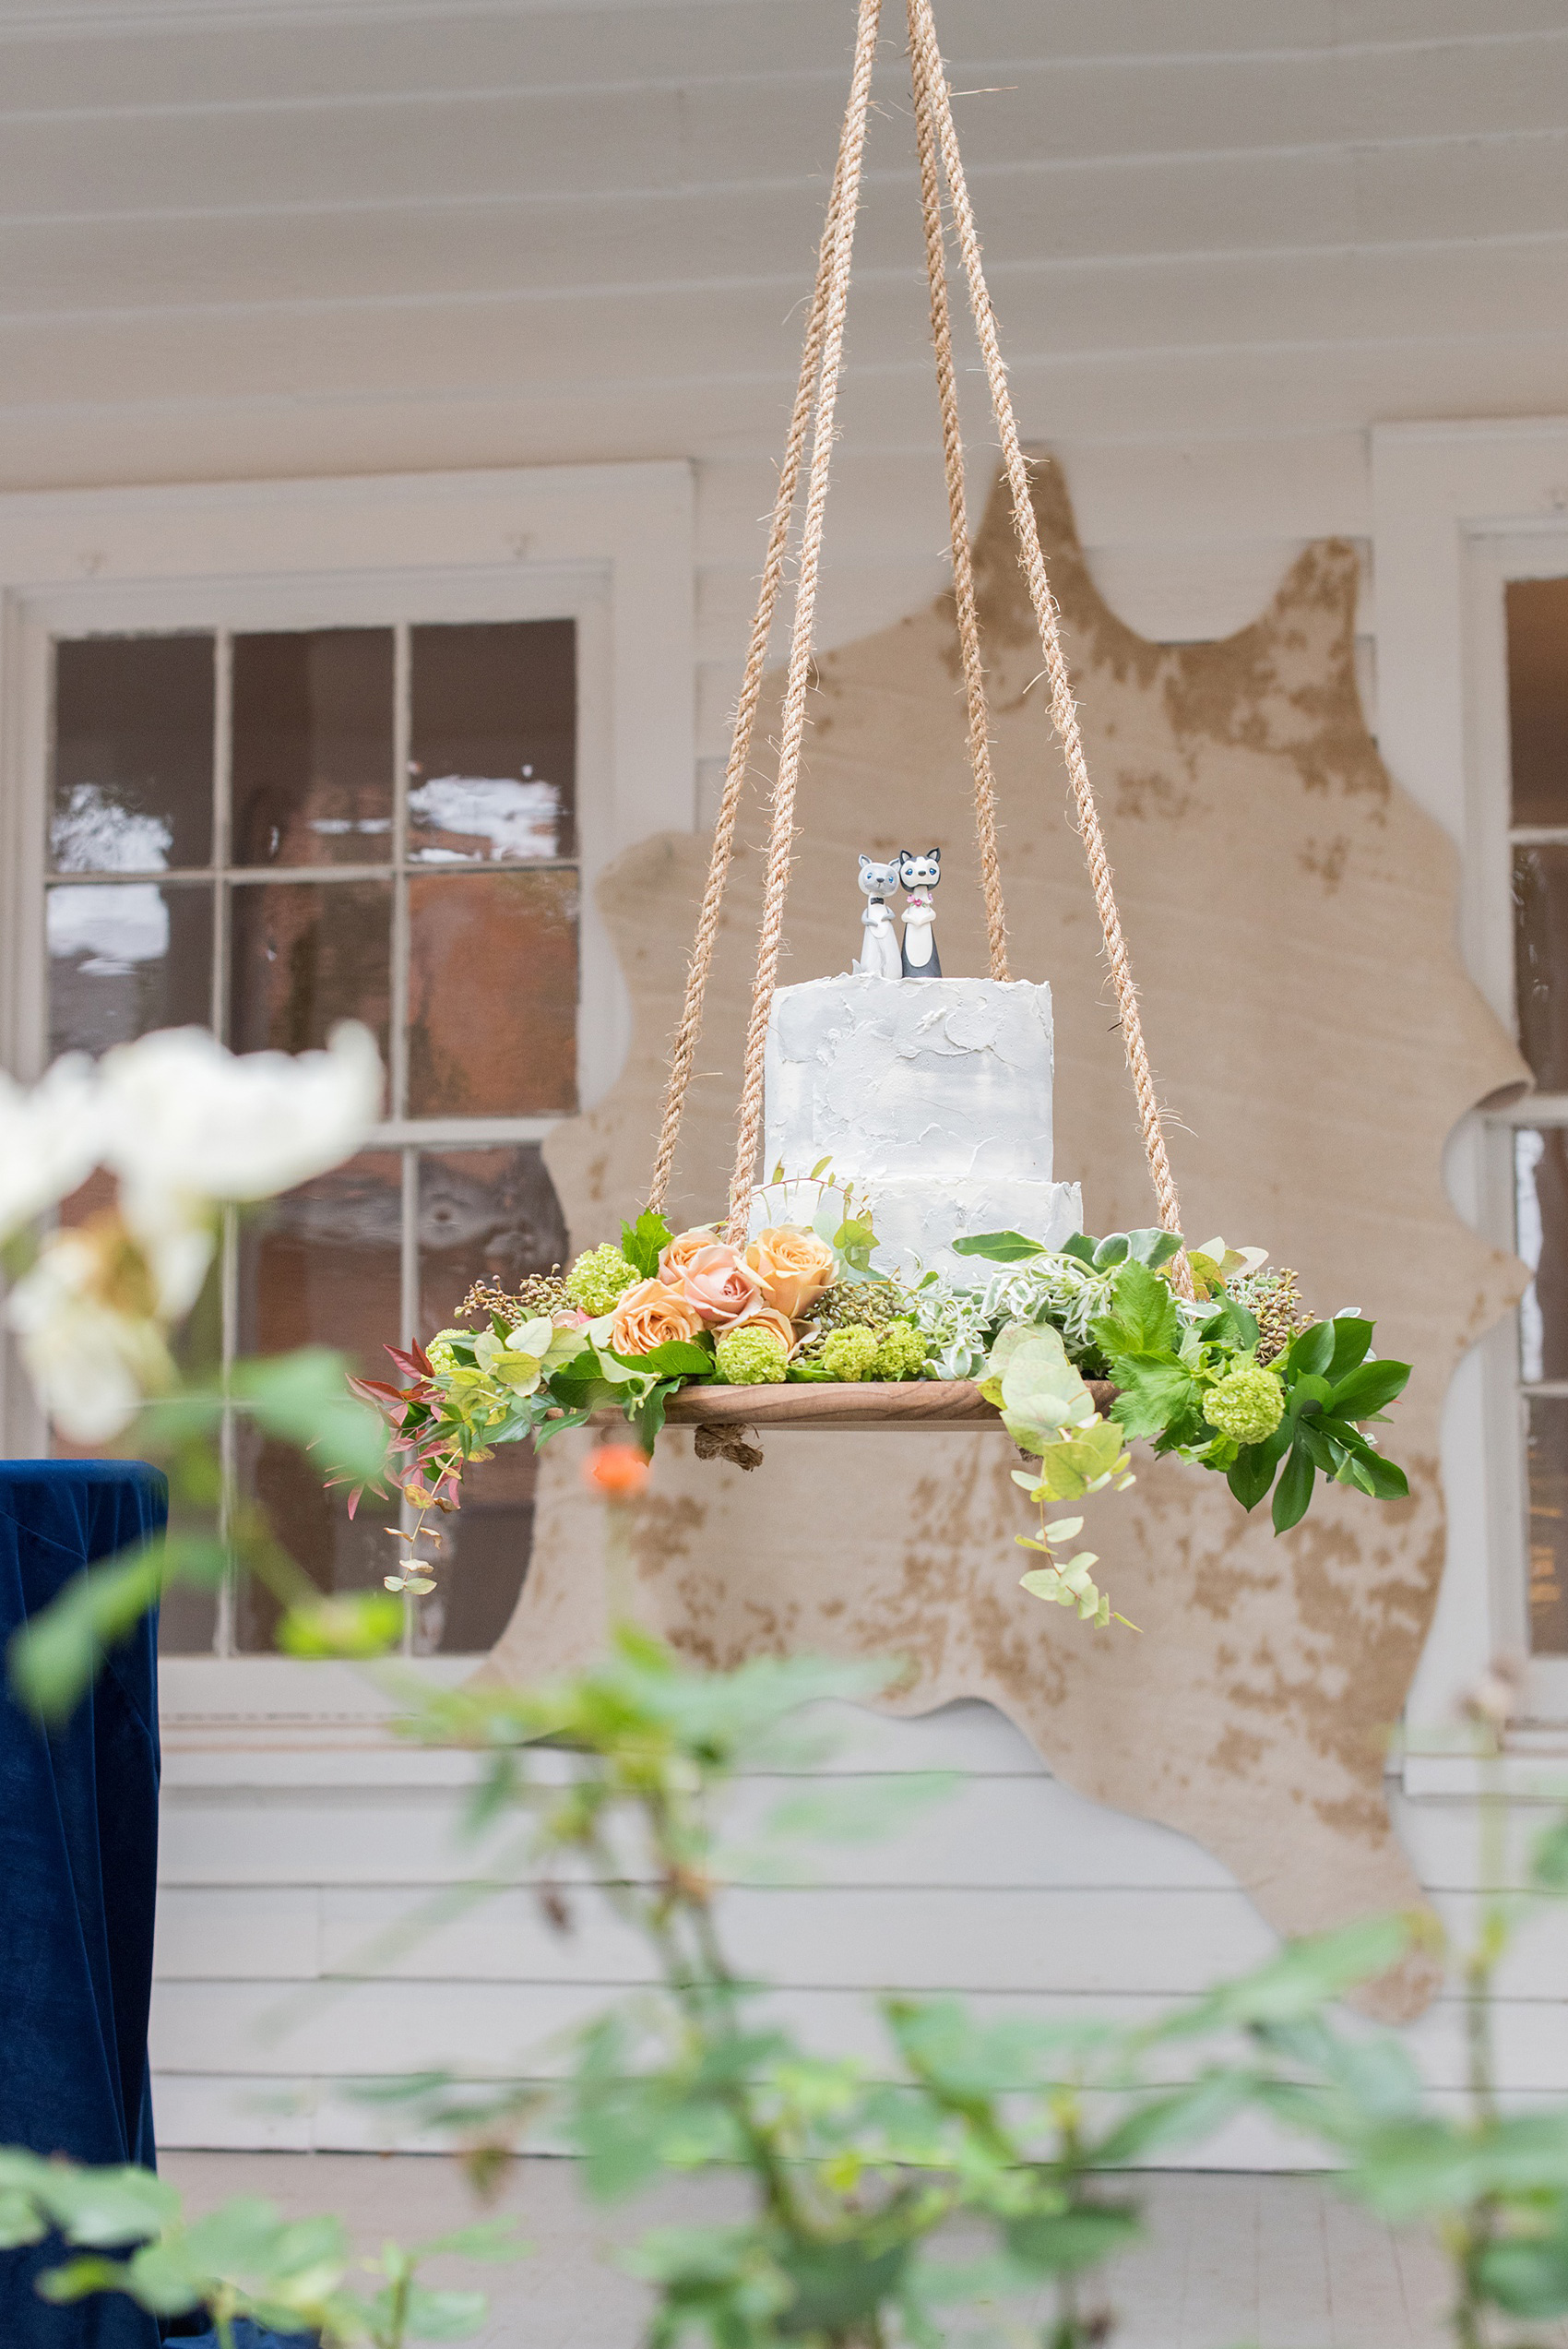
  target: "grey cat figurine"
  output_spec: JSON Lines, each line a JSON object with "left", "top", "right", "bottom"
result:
{"left": 852, "top": 853, "right": 903, "bottom": 979}
{"left": 898, "top": 848, "right": 942, "bottom": 976}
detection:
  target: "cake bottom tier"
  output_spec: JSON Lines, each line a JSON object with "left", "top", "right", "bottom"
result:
{"left": 868, "top": 1178, "right": 1083, "bottom": 1282}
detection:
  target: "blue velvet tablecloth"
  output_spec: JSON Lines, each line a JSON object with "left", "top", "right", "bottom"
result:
{"left": 0, "top": 1461, "right": 167, "bottom": 2349}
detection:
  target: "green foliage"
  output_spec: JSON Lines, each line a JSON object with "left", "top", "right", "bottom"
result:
{"left": 232, "top": 1347, "right": 388, "bottom": 1486}
{"left": 386, "top": 1630, "right": 1423, "bottom": 2348}
{"left": 621, "top": 1211, "right": 674, "bottom": 1282}
{"left": 0, "top": 2154, "right": 521, "bottom": 2347}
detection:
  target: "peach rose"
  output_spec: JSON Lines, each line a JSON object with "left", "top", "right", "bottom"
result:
{"left": 726, "top": 1303, "right": 799, "bottom": 1358}
{"left": 658, "top": 1226, "right": 719, "bottom": 1287}
{"left": 608, "top": 1277, "right": 705, "bottom": 1355}
{"left": 664, "top": 1240, "right": 763, "bottom": 1330}
{"left": 744, "top": 1224, "right": 837, "bottom": 1320}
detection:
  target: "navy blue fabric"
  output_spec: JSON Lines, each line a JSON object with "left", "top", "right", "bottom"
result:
{"left": 0, "top": 1461, "right": 167, "bottom": 2349}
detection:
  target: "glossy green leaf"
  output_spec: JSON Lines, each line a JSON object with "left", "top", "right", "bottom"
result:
{"left": 1285, "top": 1320, "right": 1336, "bottom": 1381}
{"left": 1326, "top": 1358, "right": 1413, "bottom": 1421}
{"left": 1272, "top": 1441, "right": 1316, "bottom": 1532}
{"left": 950, "top": 1231, "right": 1045, "bottom": 1263}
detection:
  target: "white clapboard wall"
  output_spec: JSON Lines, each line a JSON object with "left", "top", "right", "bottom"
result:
{"left": 2, "top": 0, "right": 1562, "bottom": 2154}
{"left": 153, "top": 1706, "right": 1568, "bottom": 2163}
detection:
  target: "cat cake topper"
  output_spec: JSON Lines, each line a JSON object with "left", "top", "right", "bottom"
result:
{"left": 898, "top": 848, "right": 942, "bottom": 978}
{"left": 851, "top": 853, "right": 903, "bottom": 980}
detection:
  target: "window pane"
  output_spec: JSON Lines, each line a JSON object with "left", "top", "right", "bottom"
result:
{"left": 407, "top": 871, "right": 576, "bottom": 1116}
{"left": 232, "top": 628, "right": 394, "bottom": 868}
{"left": 414, "top": 1145, "right": 569, "bottom": 1654}
{"left": 47, "top": 879, "right": 212, "bottom": 1057}
{"left": 1528, "top": 1397, "right": 1568, "bottom": 1655}
{"left": 232, "top": 1151, "right": 403, "bottom": 1653}
{"left": 1513, "top": 846, "right": 1568, "bottom": 1090}
{"left": 1507, "top": 578, "right": 1568, "bottom": 828}
{"left": 229, "top": 878, "right": 391, "bottom": 1059}
{"left": 52, "top": 634, "right": 214, "bottom": 872}
{"left": 409, "top": 620, "right": 575, "bottom": 864}
{"left": 1514, "top": 1127, "right": 1568, "bottom": 1384}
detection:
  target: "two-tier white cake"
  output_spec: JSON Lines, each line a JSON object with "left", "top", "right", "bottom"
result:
{"left": 758, "top": 974, "right": 1082, "bottom": 1280}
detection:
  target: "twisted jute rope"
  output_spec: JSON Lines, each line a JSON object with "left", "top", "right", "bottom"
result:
{"left": 644, "top": 114, "right": 854, "bottom": 1216}
{"left": 722, "top": 0, "right": 884, "bottom": 1244}
{"left": 907, "top": 0, "right": 1192, "bottom": 1291}
{"left": 909, "top": 4, "right": 1008, "bottom": 984}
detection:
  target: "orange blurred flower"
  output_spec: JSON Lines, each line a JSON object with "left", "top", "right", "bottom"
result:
{"left": 583, "top": 1443, "right": 651, "bottom": 1500}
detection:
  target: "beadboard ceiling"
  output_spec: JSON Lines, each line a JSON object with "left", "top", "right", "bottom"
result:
{"left": 0, "top": 1, "right": 1564, "bottom": 663}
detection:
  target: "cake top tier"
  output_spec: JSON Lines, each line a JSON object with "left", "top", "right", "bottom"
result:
{"left": 764, "top": 974, "right": 1055, "bottom": 1184}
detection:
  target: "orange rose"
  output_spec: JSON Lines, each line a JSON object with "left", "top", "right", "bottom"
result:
{"left": 608, "top": 1277, "right": 705, "bottom": 1355}
{"left": 664, "top": 1240, "right": 763, "bottom": 1330}
{"left": 726, "top": 1303, "right": 799, "bottom": 1358}
{"left": 658, "top": 1226, "right": 719, "bottom": 1287}
{"left": 744, "top": 1224, "right": 837, "bottom": 1320}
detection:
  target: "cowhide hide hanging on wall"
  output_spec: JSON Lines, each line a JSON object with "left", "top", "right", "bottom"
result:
{"left": 486, "top": 459, "right": 1526, "bottom": 2022}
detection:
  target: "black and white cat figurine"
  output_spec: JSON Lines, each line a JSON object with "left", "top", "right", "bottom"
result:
{"left": 898, "top": 848, "right": 942, "bottom": 977}
{"left": 852, "top": 853, "right": 903, "bottom": 980}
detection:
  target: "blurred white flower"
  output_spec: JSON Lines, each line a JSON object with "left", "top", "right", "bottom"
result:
{"left": 1, "top": 1022, "right": 382, "bottom": 1442}
{"left": 101, "top": 1020, "right": 384, "bottom": 1219}
{"left": 0, "top": 1055, "right": 104, "bottom": 1243}
{"left": 6, "top": 1217, "right": 175, "bottom": 1443}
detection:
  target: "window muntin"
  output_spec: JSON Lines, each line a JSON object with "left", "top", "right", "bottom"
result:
{"left": 42, "top": 619, "right": 578, "bottom": 1657}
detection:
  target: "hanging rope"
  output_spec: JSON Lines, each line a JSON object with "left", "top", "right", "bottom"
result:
{"left": 909, "top": 12, "right": 1008, "bottom": 983}
{"left": 722, "top": 0, "right": 885, "bottom": 1243}
{"left": 645, "top": 123, "right": 854, "bottom": 1215}
{"left": 906, "top": 0, "right": 1192, "bottom": 1290}
{"left": 645, "top": 0, "right": 1190, "bottom": 1284}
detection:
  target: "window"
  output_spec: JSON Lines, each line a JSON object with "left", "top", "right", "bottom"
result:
{"left": 1373, "top": 422, "right": 1568, "bottom": 1747}
{"left": 47, "top": 619, "right": 580, "bottom": 1657}
{"left": 0, "top": 463, "right": 694, "bottom": 1714}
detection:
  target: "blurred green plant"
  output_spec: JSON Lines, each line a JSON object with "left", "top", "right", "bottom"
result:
{"left": 369, "top": 1620, "right": 1414, "bottom": 2349}
{"left": 1232, "top": 1666, "right": 1568, "bottom": 2349}
{"left": 0, "top": 2152, "right": 521, "bottom": 2348}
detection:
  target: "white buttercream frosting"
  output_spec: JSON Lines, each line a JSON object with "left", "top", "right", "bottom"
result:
{"left": 765, "top": 974, "right": 1056, "bottom": 1181}
{"left": 760, "top": 975, "right": 1082, "bottom": 1280}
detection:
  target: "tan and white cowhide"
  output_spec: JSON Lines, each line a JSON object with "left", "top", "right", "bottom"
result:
{"left": 485, "top": 460, "right": 1527, "bottom": 2022}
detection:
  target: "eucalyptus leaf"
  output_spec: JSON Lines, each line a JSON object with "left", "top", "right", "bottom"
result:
{"left": 950, "top": 1230, "right": 1046, "bottom": 1263}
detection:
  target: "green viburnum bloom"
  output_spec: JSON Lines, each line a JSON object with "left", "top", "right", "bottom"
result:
{"left": 425, "top": 1327, "right": 466, "bottom": 1377}
{"left": 873, "top": 1319, "right": 928, "bottom": 1380}
{"left": 821, "top": 1325, "right": 880, "bottom": 1382}
{"left": 713, "top": 1323, "right": 788, "bottom": 1385}
{"left": 1202, "top": 1362, "right": 1286, "bottom": 1446}
{"left": 564, "top": 1244, "right": 640, "bottom": 1316}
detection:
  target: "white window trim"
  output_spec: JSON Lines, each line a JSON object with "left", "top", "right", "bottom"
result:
{"left": 1372, "top": 420, "right": 1568, "bottom": 1774}
{"left": 0, "top": 460, "right": 694, "bottom": 1736}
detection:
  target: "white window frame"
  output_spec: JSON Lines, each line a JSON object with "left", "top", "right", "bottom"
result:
{"left": 0, "top": 460, "right": 694, "bottom": 1735}
{"left": 1372, "top": 420, "right": 1568, "bottom": 1770}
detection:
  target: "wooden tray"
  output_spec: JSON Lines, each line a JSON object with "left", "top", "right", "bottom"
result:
{"left": 657, "top": 1377, "right": 1118, "bottom": 1431}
